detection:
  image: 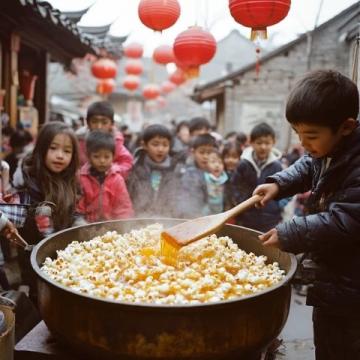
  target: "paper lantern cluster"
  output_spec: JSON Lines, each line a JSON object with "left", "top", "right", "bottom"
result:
{"left": 91, "top": 0, "right": 291, "bottom": 98}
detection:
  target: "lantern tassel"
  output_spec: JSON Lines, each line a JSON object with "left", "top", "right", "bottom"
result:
{"left": 185, "top": 66, "right": 200, "bottom": 79}
{"left": 251, "top": 28, "right": 268, "bottom": 41}
{"left": 255, "top": 47, "right": 261, "bottom": 77}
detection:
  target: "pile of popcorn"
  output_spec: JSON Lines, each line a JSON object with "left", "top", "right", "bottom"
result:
{"left": 41, "top": 224, "right": 285, "bottom": 305}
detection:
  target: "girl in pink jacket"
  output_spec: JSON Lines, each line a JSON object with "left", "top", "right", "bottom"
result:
{"left": 76, "top": 101, "right": 133, "bottom": 178}
{"left": 77, "top": 131, "right": 134, "bottom": 222}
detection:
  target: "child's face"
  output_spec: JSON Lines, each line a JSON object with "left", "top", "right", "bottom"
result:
{"left": 251, "top": 135, "right": 275, "bottom": 161}
{"left": 207, "top": 153, "right": 224, "bottom": 178}
{"left": 45, "top": 134, "right": 73, "bottom": 173}
{"left": 223, "top": 150, "right": 240, "bottom": 172}
{"left": 88, "top": 115, "right": 113, "bottom": 133}
{"left": 192, "top": 145, "right": 214, "bottom": 170}
{"left": 143, "top": 136, "right": 170, "bottom": 163}
{"left": 89, "top": 149, "right": 113, "bottom": 173}
{"left": 292, "top": 122, "right": 353, "bottom": 158}
{"left": 177, "top": 125, "right": 190, "bottom": 144}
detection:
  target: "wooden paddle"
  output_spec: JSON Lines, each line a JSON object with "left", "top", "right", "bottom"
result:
{"left": 161, "top": 194, "right": 263, "bottom": 253}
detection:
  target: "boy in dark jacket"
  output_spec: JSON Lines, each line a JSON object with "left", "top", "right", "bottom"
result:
{"left": 179, "top": 134, "right": 217, "bottom": 218}
{"left": 127, "top": 124, "right": 181, "bottom": 218}
{"left": 231, "top": 123, "right": 284, "bottom": 232}
{"left": 254, "top": 70, "right": 360, "bottom": 360}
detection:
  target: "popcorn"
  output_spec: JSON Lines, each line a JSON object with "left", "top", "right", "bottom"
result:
{"left": 41, "top": 224, "right": 285, "bottom": 305}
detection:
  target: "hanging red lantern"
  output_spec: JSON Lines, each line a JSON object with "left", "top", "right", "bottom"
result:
{"left": 138, "top": 0, "right": 180, "bottom": 32}
{"left": 124, "top": 43, "right": 144, "bottom": 58}
{"left": 122, "top": 75, "right": 140, "bottom": 91}
{"left": 96, "top": 78, "right": 115, "bottom": 94}
{"left": 173, "top": 26, "right": 217, "bottom": 78}
{"left": 161, "top": 81, "right": 176, "bottom": 94}
{"left": 229, "top": 0, "right": 291, "bottom": 41}
{"left": 124, "top": 60, "right": 144, "bottom": 76}
{"left": 91, "top": 58, "right": 117, "bottom": 79}
{"left": 153, "top": 45, "right": 175, "bottom": 65}
{"left": 19, "top": 70, "right": 38, "bottom": 102}
{"left": 169, "top": 68, "right": 186, "bottom": 85}
{"left": 142, "top": 84, "right": 160, "bottom": 100}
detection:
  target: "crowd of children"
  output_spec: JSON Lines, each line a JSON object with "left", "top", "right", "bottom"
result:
{"left": 1, "top": 69, "right": 359, "bottom": 359}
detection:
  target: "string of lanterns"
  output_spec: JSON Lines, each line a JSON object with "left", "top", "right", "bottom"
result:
{"left": 91, "top": 0, "right": 291, "bottom": 99}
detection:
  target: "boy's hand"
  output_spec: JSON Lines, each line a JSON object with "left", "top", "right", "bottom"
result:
{"left": 258, "top": 228, "right": 280, "bottom": 248}
{"left": 253, "top": 183, "right": 279, "bottom": 208}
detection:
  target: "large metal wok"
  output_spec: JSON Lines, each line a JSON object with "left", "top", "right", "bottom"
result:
{"left": 30, "top": 219, "right": 297, "bottom": 360}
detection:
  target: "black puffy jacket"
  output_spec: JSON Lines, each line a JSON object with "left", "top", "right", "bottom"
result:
{"left": 232, "top": 147, "right": 283, "bottom": 232}
{"left": 268, "top": 125, "right": 360, "bottom": 307}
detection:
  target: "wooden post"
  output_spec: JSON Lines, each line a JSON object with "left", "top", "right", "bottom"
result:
{"left": 34, "top": 51, "right": 49, "bottom": 126}
{"left": 3, "top": 33, "right": 20, "bottom": 128}
{"left": 9, "top": 33, "right": 20, "bottom": 128}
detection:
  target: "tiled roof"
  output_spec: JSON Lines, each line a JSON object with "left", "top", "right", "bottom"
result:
{"left": 1, "top": 0, "right": 126, "bottom": 61}
{"left": 19, "top": 0, "right": 96, "bottom": 52}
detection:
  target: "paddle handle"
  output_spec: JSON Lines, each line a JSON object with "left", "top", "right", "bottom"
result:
{"left": 224, "top": 194, "right": 263, "bottom": 220}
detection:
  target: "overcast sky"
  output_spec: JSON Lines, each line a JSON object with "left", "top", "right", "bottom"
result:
{"left": 48, "top": 0, "right": 359, "bottom": 55}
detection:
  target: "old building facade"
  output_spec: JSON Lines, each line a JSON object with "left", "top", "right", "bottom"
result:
{"left": 192, "top": 3, "right": 360, "bottom": 151}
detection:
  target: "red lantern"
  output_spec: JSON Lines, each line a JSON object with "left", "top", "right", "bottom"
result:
{"left": 173, "top": 26, "right": 217, "bottom": 78}
{"left": 161, "top": 81, "right": 176, "bottom": 94}
{"left": 138, "top": 0, "right": 180, "bottom": 32}
{"left": 229, "top": 0, "right": 291, "bottom": 40}
{"left": 124, "top": 43, "right": 144, "bottom": 58}
{"left": 96, "top": 79, "right": 115, "bottom": 94}
{"left": 169, "top": 68, "right": 186, "bottom": 85}
{"left": 122, "top": 75, "right": 140, "bottom": 91}
{"left": 125, "top": 60, "right": 144, "bottom": 76}
{"left": 91, "top": 58, "right": 117, "bottom": 79}
{"left": 142, "top": 84, "right": 160, "bottom": 100}
{"left": 153, "top": 45, "right": 175, "bottom": 65}
{"left": 19, "top": 70, "right": 38, "bottom": 102}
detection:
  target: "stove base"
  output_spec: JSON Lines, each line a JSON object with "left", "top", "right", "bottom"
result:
{"left": 15, "top": 322, "right": 272, "bottom": 360}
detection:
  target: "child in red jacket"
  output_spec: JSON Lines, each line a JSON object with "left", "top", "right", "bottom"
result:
{"left": 77, "top": 131, "right": 134, "bottom": 222}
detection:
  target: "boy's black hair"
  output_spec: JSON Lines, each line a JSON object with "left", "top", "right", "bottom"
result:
{"left": 9, "top": 129, "right": 33, "bottom": 148}
{"left": 86, "top": 130, "right": 115, "bottom": 155}
{"left": 250, "top": 122, "right": 276, "bottom": 142}
{"left": 222, "top": 141, "right": 242, "bottom": 158}
{"left": 189, "top": 117, "right": 211, "bottom": 134}
{"left": 86, "top": 101, "right": 114, "bottom": 123}
{"left": 286, "top": 70, "right": 359, "bottom": 132}
{"left": 176, "top": 120, "right": 189, "bottom": 134}
{"left": 190, "top": 134, "right": 217, "bottom": 149}
{"left": 236, "top": 132, "right": 247, "bottom": 146}
{"left": 142, "top": 124, "right": 172, "bottom": 144}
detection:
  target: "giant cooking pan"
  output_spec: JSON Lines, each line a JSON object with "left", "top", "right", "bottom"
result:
{"left": 31, "top": 219, "right": 297, "bottom": 360}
